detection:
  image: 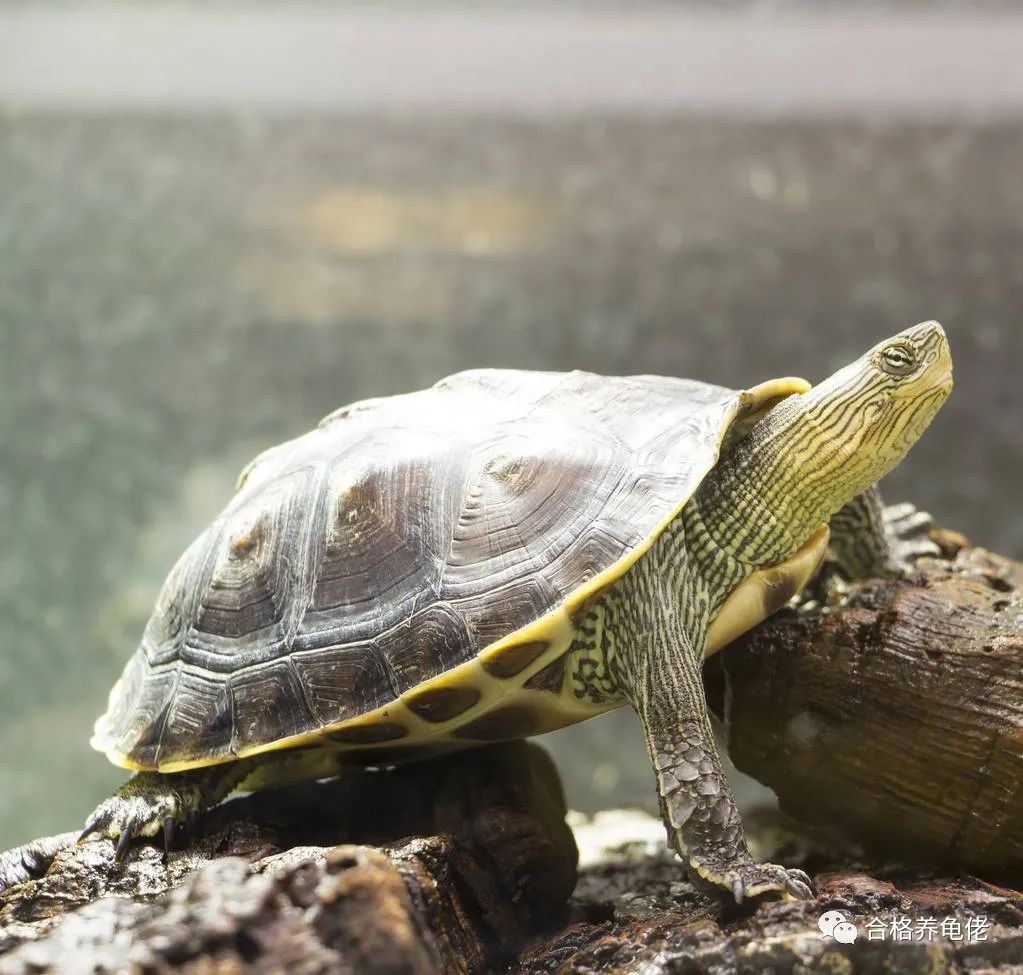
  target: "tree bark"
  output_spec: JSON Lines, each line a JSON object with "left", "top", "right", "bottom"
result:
{"left": 712, "top": 533, "right": 1023, "bottom": 882}
{"left": 2, "top": 535, "right": 1022, "bottom": 974}
{"left": 0, "top": 742, "right": 577, "bottom": 974}
{"left": 515, "top": 810, "right": 1023, "bottom": 975}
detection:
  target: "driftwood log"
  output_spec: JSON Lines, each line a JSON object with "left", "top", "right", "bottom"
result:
{"left": 0, "top": 743, "right": 577, "bottom": 974}
{"left": 516, "top": 809, "right": 1023, "bottom": 974}
{"left": 714, "top": 531, "right": 1023, "bottom": 881}
{"left": 1, "top": 534, "right": 1022, "bottom": 973}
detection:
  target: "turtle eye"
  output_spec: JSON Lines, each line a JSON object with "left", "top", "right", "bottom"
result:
{"left": 879, "top": 344, "right": 917, "bottom": 377}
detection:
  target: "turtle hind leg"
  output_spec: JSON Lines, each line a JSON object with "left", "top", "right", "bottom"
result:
{"left": 80, "top": 748, "right": 348, "bottom": 863}
{"left": 828, "top": 485, "right": 939, "bottom": 581}
{"left": 79, "top": 760, "right": 254, "bottom": 862}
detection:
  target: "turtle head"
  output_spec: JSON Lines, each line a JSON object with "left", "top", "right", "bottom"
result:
{"left": 704, "top": 321, "right": 952, "bottom": 566}
{"left": 798, "top": 320, "right": 952, "bottom": 492}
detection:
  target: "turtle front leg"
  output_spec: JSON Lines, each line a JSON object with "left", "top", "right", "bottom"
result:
{"left": 828, "top": 484, "right": 939, "bottom": 580}
{"left": 627, "top": 637, "right": 813, "bottom": 903}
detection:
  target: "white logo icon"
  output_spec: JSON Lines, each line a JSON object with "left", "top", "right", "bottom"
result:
{"left": 833, "top": 921, "right": 858, "bottom": 944}
{"left": 819, "top": 910, "right": 858, "bottom": 944}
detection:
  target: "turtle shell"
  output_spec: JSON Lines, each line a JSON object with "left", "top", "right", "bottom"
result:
{"left": 92, "top": 369, "right": 808, "bottom": 771}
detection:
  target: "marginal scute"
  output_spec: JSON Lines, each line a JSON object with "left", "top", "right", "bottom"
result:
{"left": 453, "top": 705, "right": 540, "bottom": 741}
{"left": 329, "top": 722, "right": 409, "bottom": 745}
{"left": 230, "top": 660, "right": 314, "bottom": 755}
{"left": 405, "top": 685, "right": 482, "bottom": 723}
{"left": 159, "top": 667, "right": 234, "bottom": 765}
{"left": 458, "top": 575, "right": 561, "bottom": 648}
{"left": 523, "top": 655, "right": 567, "bottom": 695}
{"left": 375, "top": 603, "right": 473, "bottom": 695}
{"left": 100, "top": 664, "right": 176, "bottom": 769}
{"left": 291, "top": 642, "right": 392, "bottom": 726}
{"left": 482, "top": 640, "right": 550, "bottom": 679}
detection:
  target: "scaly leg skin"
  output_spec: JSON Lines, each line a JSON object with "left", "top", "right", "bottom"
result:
{"left": 809, "top": 486, "right": 940, "bottom": 608}
{"left": 79, "top": 761, "right": 253, "bottom": 863}
{"left": 79, "top": 748, "right": 346, "bottom": 863}
{"left": 828, "top": 484, "right": 939, "bottom": 580}
{"left": 882, "top": 499, "right": 941, "bottom": 568}
{"left": 628, "top": 634, "right": 813, "bottom": 903}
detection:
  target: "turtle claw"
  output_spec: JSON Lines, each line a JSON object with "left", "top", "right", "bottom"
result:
{"left": 691, "top": 852, "right": 815, "bottom": 903}
{"left": 76, "top": 820, "right": 102, "bottom": 844}
{"left": 781, "top": 867, "right": 815, "bottom": 901}
{"left": 114, "top": 827, "right": 134, "bottom": 864}
{"left": 78, "top": 772, "right": 192, "bottom": 866}
{"left": 162, "top": 816, "right": 176, "bottom": 864}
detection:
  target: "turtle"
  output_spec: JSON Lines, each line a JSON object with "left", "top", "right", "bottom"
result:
{"left": 80, "top": 321, "right": 952, "bottom": 902}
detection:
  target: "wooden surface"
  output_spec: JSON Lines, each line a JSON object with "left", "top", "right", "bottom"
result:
{"left": 715, "top": 534, "right": 1023, "bottom": 881}
{"left": 0, "top": 743, "right": 577, "bottom": 974}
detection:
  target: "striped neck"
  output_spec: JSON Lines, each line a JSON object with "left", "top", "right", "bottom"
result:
{"left": 685, "top": 321, "right": 952, "bottom": 579}
{"left": 691, "top": 391, "right": 872, "bottom": 570}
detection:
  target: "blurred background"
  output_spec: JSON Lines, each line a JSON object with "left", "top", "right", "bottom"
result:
{"left": 1, "top": 1, "right": 1021, "bottom": 849}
